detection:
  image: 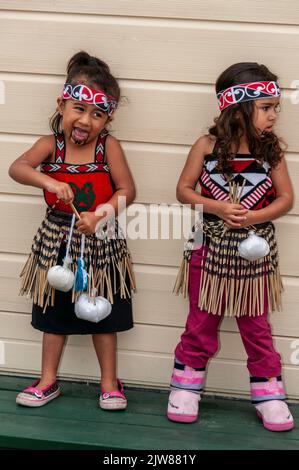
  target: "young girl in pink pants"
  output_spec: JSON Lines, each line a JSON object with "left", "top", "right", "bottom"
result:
{"left": 168, "top": 62, "right": 294, "bottom": 432}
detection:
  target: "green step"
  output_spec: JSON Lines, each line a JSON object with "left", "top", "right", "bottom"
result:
{"left": 0, "top": 376, "right": 298, "bottom": 450}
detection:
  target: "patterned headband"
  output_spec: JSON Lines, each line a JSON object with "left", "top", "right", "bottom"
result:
{"left": 217, "top": 81, "right": 281, "bottom": 111}
{"left": 61, "top": 83, "right": 118, "bottom": 116}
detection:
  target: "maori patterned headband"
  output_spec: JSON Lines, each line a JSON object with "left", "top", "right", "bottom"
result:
{"left": 217, "top": 81, "right": 281, "bottom": 111}
{"left": 61, "top": 83, "right": 118, "bottom": 116}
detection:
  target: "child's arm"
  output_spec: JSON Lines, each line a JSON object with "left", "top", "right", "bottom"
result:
{"left": 176, "top": 136, "right": 247, "bottom": 228}
{"left": 76, "top": 136, "right": 136, "bottom": 234}
{"left": 8, "top": 136, "right": 74, "bottom": 203}
{"left": 241, "top": 155, "right": 294, "bottom": 227}
{"left": 103, "top": 135, "right": 136, "bottom": 211}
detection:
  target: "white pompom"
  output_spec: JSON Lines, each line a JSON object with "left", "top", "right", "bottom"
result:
{"left": 75, "top": 293, "right": 112, "bottom": 323}
{"left": 238, "top": 230, "right": 270, "bottom": 262}
{"left": 47, "top": 265, "right": 75, "bottom": 292}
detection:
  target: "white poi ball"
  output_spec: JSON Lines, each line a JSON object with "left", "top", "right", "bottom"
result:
{"left": 238, "top": 230, "right": 270, "bottom": 262}
{"left": 47, "top": 265, "right": 75, "bottom": 292}
{"left": 75, "top": 293, "right": 112, "bottom": 323}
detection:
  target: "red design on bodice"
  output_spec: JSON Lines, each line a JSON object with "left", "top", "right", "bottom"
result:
{"left": 41, "top": 131, "right": 114, "bottom": 213}
{"left": 199, "top": 152, "right": 276, "bottom": 210}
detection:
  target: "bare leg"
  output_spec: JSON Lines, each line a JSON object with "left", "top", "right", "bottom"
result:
{"left": 92, "top": 333, "right": 117, "bottom": 392}
{"left": 37, "top": 333, "right": 66, "bottom": 389}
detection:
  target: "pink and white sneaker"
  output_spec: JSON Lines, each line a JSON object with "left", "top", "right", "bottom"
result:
{"left": 99, "top": 379, "right": 127, "bottom": 411}
{"left": 167, "top": 389, "right": 200, "bottom": 423}
{"left": 16, "top": 380, "right": 60, "bottom": 407}
{"left": 255, "top": 400, "right": 294, "bottom": 431}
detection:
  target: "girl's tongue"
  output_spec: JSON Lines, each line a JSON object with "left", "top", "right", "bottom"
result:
{"left": 71, "top": 127, "right": 89, "bottom": 144}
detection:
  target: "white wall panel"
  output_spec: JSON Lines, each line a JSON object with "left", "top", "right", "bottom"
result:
{"left": 1, "top": 1, "right": 299, "bottom": 25}
{"left": 0, "top": 12, "right": 299, "bottom": 86}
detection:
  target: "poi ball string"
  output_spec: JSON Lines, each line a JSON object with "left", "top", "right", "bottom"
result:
{"left": 75, "top": 232, "right": 88, "bottom": 292}
{"left": 51, "top": 198, "right": 81, "bottom": 221}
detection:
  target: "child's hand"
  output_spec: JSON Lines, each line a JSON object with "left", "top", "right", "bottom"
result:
{"left": 95, "top": 204, "right": 112, "bottom": 229}
{"left": 238, "top": 210, "right": 258, "bottom": 228}
{"left": 45, "top": 180, "right": 74, "bottom": 204}
{"left": 215, "top": 200, "right": 248, "bottom": 228}
{"left": 76, "top": 212, "right": 99, "bottom": 235}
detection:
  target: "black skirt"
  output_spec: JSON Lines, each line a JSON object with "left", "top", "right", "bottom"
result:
{"left": 32, "top": 243, "right": 133, "bottom": 335}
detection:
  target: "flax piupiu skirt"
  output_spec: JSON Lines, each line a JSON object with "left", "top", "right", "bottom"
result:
{"left": 32, "top": 242, "right": 133, "bottom": 335}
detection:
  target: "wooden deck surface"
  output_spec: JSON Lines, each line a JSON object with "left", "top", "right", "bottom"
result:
{"left": 0, "top": 376, "right": 298, "bottom": 450}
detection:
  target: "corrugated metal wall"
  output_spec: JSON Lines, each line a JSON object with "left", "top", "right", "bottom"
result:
{"left": 0, "top": 1, "right": 298, "bottom": 398}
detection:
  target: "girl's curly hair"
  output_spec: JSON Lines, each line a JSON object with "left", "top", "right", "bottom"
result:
{"left": 209, "top": 62, "right": 285, "bottom": 177}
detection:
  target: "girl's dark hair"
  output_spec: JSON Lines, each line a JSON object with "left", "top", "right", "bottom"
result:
{"left": 209, "top": 62, "right": 284, "bottom": 175}
{"left": 50, "top": 51, "right": 120, "bottom": 133}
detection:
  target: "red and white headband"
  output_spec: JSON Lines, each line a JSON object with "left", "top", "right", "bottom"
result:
{"left": 217, "top": 81, "right": 281, "bottom": 112}
{"left": 61, "top": 83, "right": 118, "bottom": 116}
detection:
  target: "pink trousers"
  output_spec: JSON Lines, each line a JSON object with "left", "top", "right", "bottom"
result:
{"left": 175, "top": 248, "right": 282, "bottom": 377}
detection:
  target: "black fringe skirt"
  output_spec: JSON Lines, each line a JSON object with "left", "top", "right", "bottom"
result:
{"left": 31, "top": 242, "right": 133, "bottom": 335}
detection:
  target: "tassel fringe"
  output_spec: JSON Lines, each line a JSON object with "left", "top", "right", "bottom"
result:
{"left": 174, "top": 218, "right": 283, "bottom": 317}
{"left": 19, "top": 209, "right": 136, "bottom": 311}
